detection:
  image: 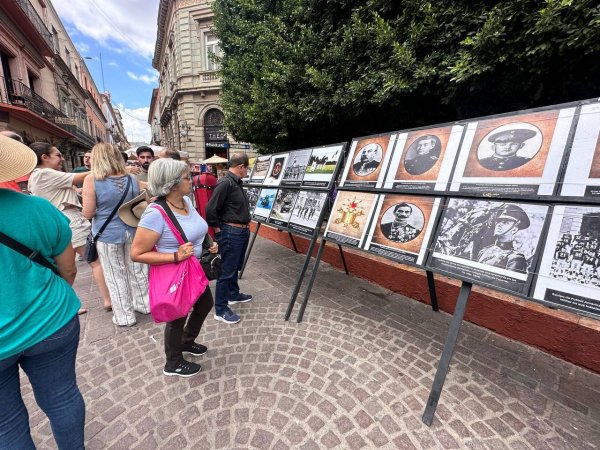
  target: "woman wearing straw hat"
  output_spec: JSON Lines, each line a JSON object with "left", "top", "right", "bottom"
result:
{"left": 0, "top": 135, "right": 85, "bottom": 448}
{"left": 28, "top": 141, "right": 111, "bottom": 313}
{"left": 82, "top": 143, "right": 150, "bottom": 326}
{"left": 131, "top": 158, "right": 218, "bottom": 377}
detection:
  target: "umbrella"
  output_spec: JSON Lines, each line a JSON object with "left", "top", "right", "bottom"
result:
{"left": 202, "top": 155, "right": 229, "bottom": 164}
{"left": 125, "top": 145, "right": 165, "bottom": 157}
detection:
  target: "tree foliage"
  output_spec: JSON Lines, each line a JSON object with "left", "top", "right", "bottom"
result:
{"left": 213, "top": 0, "right": 600, "bottom": 152}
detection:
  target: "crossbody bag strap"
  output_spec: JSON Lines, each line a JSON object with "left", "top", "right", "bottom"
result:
{"left": 153, "top": 199, "right": 189, "bottom": 243}
{"left": 95, "top": 175, "right": 132, "bottom": 239}
{"left": 0, "top": 232, "right": 60, "bottom": 276}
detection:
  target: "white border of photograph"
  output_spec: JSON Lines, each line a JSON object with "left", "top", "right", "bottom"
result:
{"left": 363, "top": 196, "right": 442, "bottom": 266}
{"left": 249, "top": 155, "right": 272, "bottom": 183}
{"left": 383, "top": 125, "right": 464, "bottom": 190}
{"left": 561, "top": 103, "right": 600, "bottom": 197}
{"left": 323, "top": 192, "right": 379, "bottom": 248}
{"left": 449, "top": 107, "right": 577, "bottom": 195}
{"left": 533, "top": 205, "right": 600, "bottom": 308}
{"left": 302, "top": 144, "right": 344, "bottom": 186}
{"left": 263, "top": 153, "right": 289, "bottom": 186}
{"left": 339, "top": 134, "right": 397, "bottom": 188}
{"left": 253, "top": 188, "right": 278, "bottom": 220}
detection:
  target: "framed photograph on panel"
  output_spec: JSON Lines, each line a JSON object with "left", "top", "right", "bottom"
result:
{"left": 449, "top": 107, "right": 576, "bottom": 197}
{"left": 363, "top": 194, "right": 442, "bottom": 266}
{"left": 324, "top": 191, "right": 378, "bottom": 248}
{"left": 427, "top": 199, "right": 549, "bottom": 295}
{"left": 244, "top": 186, "right": 260, "bottom": 216}
{"left": 268, "top": 189, "right": 299, "bottom": 227}
{"left": 302, "top": 143, "right": 344, "bottom": 188}
{"left": 339, "top": 133, "right": 396, "bottom": 188}
{"left": 561, "top": 102, "right": 600, "bottom": 198}
{"left": 288, "top": 190, "right": 329, "bottom": 236}
{"left": 253, "top": 188, "right": 278, "bottom": 221}
{"left": 532, "top": 205, "right": 600, "bottom": 319}
{"left": 249, "top": 155, "right": 272, "bottom": 183}
{"left": 263, "top": 153, "right": 289, "bottom": 186}
{"left": 383, "top": 125, "right": 464, "bottom": 192}
{"left": 243, "top": 157, "right": 256, "bottom": 182}
{"left": 281, "top": 148, "right": 313, "bottom": 187}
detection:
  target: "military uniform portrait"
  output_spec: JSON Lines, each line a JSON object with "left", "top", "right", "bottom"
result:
{"left": 403, "top": 135, "right": 442, "bottom": 175}
{"left": 379, "top": 203, "right": 424, "bottom": 243}
{"left": 352, "top": 143, "right": 382, "bottom": 177}
{"left": 477, "top": 126, "right": 541, "bottom": 171}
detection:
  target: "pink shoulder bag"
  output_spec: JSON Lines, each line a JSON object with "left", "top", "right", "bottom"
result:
{"left": 148, "top": 204, "right": 209, "bottom": 323}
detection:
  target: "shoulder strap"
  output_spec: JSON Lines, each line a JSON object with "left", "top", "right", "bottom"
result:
{"left": 0, "top": 232, "right": 61, "bottom": 276}
{"left": 96, "top": 175, "right": 132, "bottom": 238}
{"left": 153, "top": 199, "right": 189, "bottom": 243}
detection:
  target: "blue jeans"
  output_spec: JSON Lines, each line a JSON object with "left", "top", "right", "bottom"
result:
{"left": 0, "top": 316, "right": 85, "bottom": 450}
{"left": 215, "top": 224, "right": 250, "bottom": 315}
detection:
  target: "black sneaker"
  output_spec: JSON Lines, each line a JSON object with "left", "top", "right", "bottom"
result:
{"left": 163, "top": 359, "right": 201, "bottom": 377}
{"left": 182, "top": 342, "right": 207, "bottom": 356}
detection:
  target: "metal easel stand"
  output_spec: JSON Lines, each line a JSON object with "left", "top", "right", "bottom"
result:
{"left": 288, "top": 232, "right": 299, "bottom": 253}
{"left": 426, "top": 270, "right": 439, "bottom": 311}
{"left": 422, "top": 281, "right": 472, "bottom": 426}
{"left": 296, "top": 237, "right": 327, "bottom": 323}
{"left": 283, "top": 232, "right": 320, "bottom": 321}
{"left": 239, "top": 222, "right": 261, "bottom": 279}
{"left": 338, "top": 244, "right": 349, "bottom": 275}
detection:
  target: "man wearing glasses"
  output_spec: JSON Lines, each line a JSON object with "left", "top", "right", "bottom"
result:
{"left": 206, "top": 153, "right": 253, "bottom": 324}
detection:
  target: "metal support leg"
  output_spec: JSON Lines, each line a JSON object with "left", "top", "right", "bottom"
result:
{"left": 239, "top": 222, "right": 261, "bottom": 279}
{"left": 426, "top": 270, "right": 439, "bottom": 312}
{"left": 284, "top": 233, "right": 319, "bottom": 321}
{"left": 422, "top": 282, "right": 472, "bottom": 426}
{"left": 338, "top": 244, "right": 349, "bottom": 275}
{"left": 297, "top": 237, "right": 327, "bottom": 323}
{"left": 288, "top": 232, "right": 299, "bottom": 253}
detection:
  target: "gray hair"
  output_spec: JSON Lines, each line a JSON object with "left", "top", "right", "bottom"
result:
{"left": 147, "top": 158, "right": 189, "bottom": 197}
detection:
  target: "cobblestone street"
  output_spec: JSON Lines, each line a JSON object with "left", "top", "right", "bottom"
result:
{"left": 25, "top": 237, "right": 600, "bottom": 449}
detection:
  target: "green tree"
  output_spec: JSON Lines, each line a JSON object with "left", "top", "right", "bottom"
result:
{"left": 213, "top": 0, "right": 600, "bottom": 152}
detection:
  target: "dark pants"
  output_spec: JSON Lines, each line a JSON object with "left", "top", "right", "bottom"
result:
{"left": 164, "top": 287, "right": 214, "bottom": 369}
{"left": 215, "top": 224, "right": 250, "bottom": 315}
{"left": 0, "top": 315, "right": 85, "bottom": 450}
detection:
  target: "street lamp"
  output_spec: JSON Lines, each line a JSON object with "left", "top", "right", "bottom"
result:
{"left": 83, "top": 52, "right": 105, "bottom": 93}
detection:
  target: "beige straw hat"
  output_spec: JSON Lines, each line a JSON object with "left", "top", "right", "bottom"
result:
{"left": 0, "top": 135, "right": 37, "bottom": 183}
{"left": 118, "top": 190, "right": 149, "bottom": 227}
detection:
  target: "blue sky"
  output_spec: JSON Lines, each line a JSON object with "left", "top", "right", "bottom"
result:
{"left": 52, "top": 0, "right": 160, "bottom": 144}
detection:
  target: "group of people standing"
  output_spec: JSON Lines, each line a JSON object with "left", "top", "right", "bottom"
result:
{"left": 0, "top": 132, "right": 254, "bottom": 447}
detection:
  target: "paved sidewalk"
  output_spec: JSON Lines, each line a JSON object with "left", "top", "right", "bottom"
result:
{"left": 24, "top": 237, "right": 600, "bottom": 449}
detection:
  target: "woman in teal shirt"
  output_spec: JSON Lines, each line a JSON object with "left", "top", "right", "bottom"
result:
{"left": 0, "top": 136, "right": 85, "bottom": 449}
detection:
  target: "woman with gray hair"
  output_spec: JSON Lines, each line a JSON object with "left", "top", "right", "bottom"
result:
{"left": 131, "top": 158, "right": 218, "bottom": 377}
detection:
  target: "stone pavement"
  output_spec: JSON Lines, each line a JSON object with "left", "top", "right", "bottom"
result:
{"left": 24, "top": 237, "right": 600, "bottom": 449}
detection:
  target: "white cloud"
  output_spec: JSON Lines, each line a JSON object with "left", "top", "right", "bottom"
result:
{"left": 116, "top": 103, "right": 151, "bottom": 144}
{"left": 107, "top": 61, "right": 119, "bottom": 67}
{"left": 127, "top": 70, "right": 158, "bottom": 85}
{"left": 52, "top": 0, "right": 159, "bottom": 58}
{"left": 75, "top": 41, "right": 90, "bottom": 54}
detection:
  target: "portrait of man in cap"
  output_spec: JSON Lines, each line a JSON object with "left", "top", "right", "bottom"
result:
{"left": 380, "top": 202, "right": 423, "bottom": 243}
{"left": 476, "top": 204, "right": 530, "bottom": 272}
{"left": 352, "top": 143, "right": 382, "bottom": 176}
{"left": 478, "top": 128, "right": 539, "bottom": 171}
{"left": 404, "top": 134, "right": 442, "bottom": 175}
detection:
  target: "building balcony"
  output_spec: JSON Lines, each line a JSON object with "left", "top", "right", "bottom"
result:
{"left": 8, "top": 0, "right": 54, "bottom": 56}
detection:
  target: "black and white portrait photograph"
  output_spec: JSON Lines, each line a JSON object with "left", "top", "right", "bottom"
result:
{"left": 379, "top": 203, "right": 424, "bottom": 243}
{"left": 477, "top": 124, "right": 542, "bottom": 172}
{"left": 244, "top": 187, "right": 260, "bottom": 216}
{"left": 428, "top": 199, "right": 549, "bottom": 294}
{"left": 404, "top": 135, "right": 442, "bottom": 175}
{"left": 352, "top": 143, "right": 383, "bottom": 177}
{"left": 268, "top": 189, "right": 299, "bottom": 227}
{"left": 288, "top": 191, "right": 328, "bottom": 236}
{"left": 533, "top": 205, "right": 600, "bottom": 318}
{"left": 282, "top": 149, "right": 312, "bottom": 185}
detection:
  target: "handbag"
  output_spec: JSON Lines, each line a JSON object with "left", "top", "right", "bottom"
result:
{"left": 200, "top": 234, "right": 221, "bottom": 280}
{"left": 85, "top": 176, "right": 132, "bottom": 263}
{"left": 148, "top": 203, "right": 209, "bottom": 323}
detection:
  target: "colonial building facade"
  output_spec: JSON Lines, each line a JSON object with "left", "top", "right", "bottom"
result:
{"left": 152, "top": 0, "right": 235, "bottom": 162}
{"left": 0, "top": 0, "right": 128, "bottom": 169}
